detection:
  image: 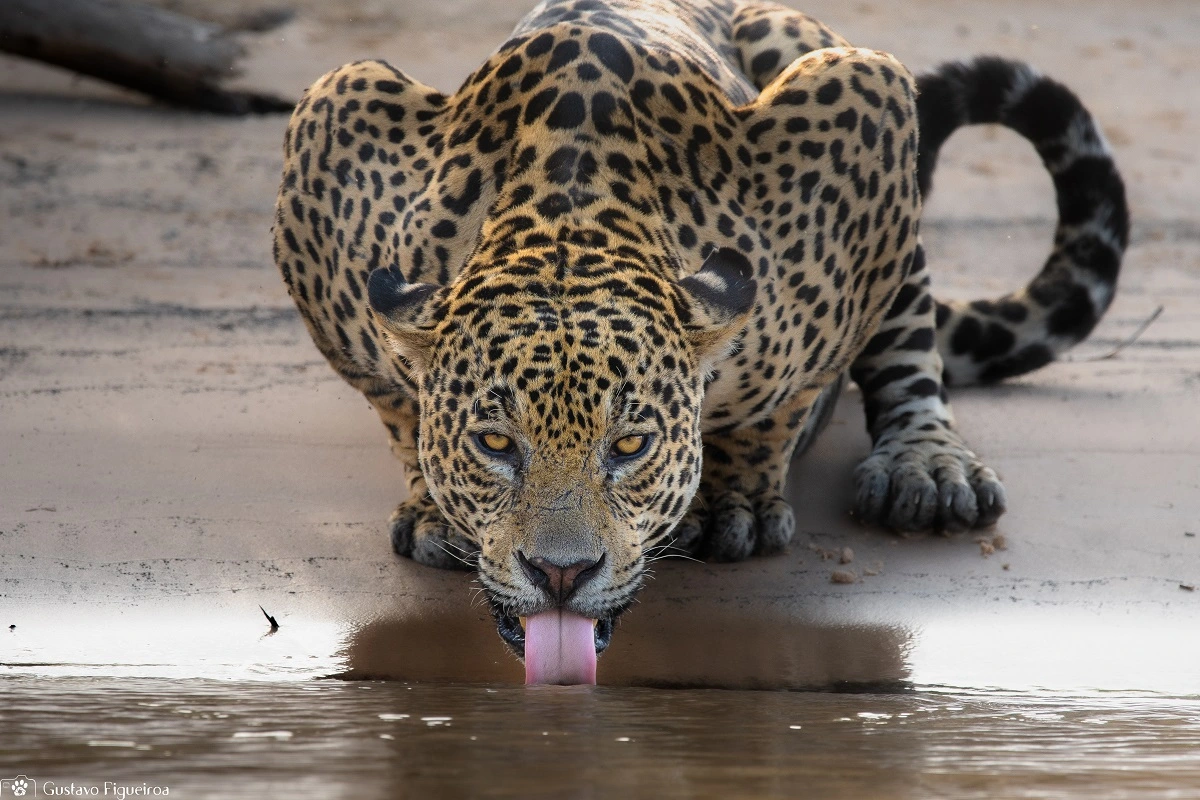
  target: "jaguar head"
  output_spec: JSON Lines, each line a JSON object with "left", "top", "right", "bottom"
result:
{"left": 368, "top": 245, "right": 755, "bottom": 680}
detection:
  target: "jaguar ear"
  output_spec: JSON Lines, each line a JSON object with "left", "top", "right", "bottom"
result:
{"left": 367, "top": 265, "right": 445, "bottom": 372}
{"left": 677, "top": 247, "right": 757, "bottom": 370}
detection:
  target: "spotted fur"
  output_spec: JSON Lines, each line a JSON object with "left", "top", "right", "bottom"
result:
{"left": 273, "top": 0, "right": 1127, "bottom": 655}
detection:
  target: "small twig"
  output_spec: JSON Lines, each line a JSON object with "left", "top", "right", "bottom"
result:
{"left": 259, "top": 605, "right": 280, "bottom": 632}
{"left": 1073, "top": 305, "right": 1164, "bottom": 362}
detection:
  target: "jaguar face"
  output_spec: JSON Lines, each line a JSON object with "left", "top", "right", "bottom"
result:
{"left": 420, "top": 301, "right": 706, "bottom": 662}
{"left": 367, "top": 245, "right": 755, "bottom": 668}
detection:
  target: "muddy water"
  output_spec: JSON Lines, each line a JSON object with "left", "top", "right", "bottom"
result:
{"left": 5, "top": 603, "right": 1200, "bottom": 796}
{"left": 2, "top": 678, "right": 1199, "bottom": 799}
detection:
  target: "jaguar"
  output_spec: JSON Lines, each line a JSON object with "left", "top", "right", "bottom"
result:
{"left": 273, "top": 0, "right": 1127, "bottom": 682}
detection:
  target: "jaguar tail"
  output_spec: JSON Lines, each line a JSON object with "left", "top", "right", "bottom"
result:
{"left": 916, "top": 56, "right": 1129, "bottom": 386}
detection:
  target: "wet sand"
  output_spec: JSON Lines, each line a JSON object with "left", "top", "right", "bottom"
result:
{"left": 2, "top": 0, "right": 1200, "bottom": 796}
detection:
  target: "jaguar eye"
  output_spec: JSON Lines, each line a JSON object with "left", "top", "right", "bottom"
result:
{"left": 611, "top": 434, "right": 650, "bottom": 459}
{"left": 477, "top": 432, "right": 515, "bottom": 455}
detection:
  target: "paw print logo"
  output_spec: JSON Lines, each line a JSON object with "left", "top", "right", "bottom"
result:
{"left": 2, "top": 776, "right": 35, "bottom": 797}
{"left": 3, "top": 777, "right": 32, "bottom": 796}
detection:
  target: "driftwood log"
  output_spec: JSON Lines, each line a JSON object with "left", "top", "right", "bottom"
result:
{"left": 0, "top": 0, "right": 293, "bottom": 114}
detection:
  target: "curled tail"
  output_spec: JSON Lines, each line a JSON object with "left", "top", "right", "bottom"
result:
{"left": 917, "top": 56, "right": 1130, "bottom": 386}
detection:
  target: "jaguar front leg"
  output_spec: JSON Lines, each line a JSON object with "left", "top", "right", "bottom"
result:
{"left": 849, "top": 245, "right": 1007, "bottom": 532}
{"left": 370, "top": 390, "right": 480, "bottom": 571}
{"left": 672, "top": 390, "right": 824, "bottom": 561}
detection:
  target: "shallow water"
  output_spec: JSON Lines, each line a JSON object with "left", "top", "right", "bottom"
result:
{"left": 7, "top": 600, "right": 1200, "bottom": 694}
{"left": 5, "top": 594, "right": 1200, "bottom": 796}
{"left": 3, "top": 678, "right": 1199, "bottom": 799}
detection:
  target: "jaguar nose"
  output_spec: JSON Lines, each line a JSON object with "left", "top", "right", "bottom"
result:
{"left": 517, "top": 551, "right": 606, "bottom": 604}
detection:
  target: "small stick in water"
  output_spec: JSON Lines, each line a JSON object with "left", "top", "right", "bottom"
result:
{"left": 259, "top": 605, "right": 280, "bottom": 632}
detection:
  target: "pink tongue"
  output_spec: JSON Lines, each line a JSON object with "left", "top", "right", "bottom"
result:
{"left": 523, "top": 610, "right": 597, "bottom": 685}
